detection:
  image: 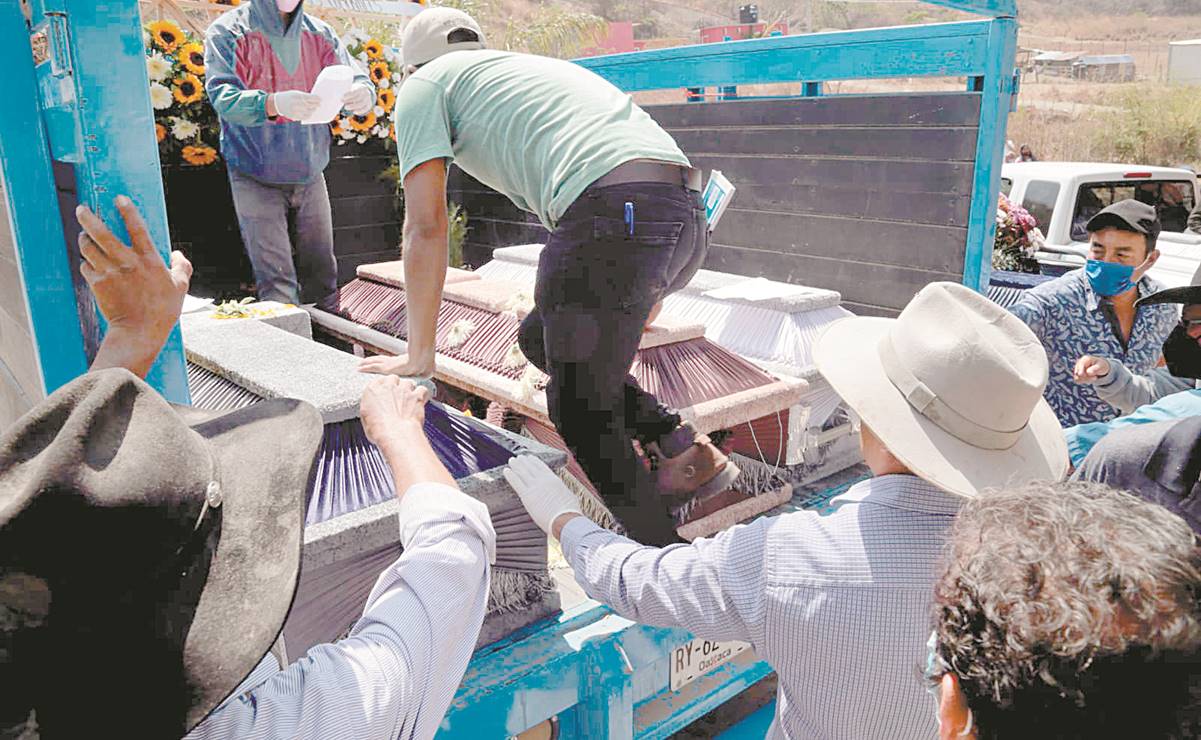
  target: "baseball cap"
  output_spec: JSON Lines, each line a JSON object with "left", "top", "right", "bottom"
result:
{"left": 1085, "top": 199, "right": 1161, "bottom": 248}
{"left": 401, "top": 7, "right": 486, "bottom": 68}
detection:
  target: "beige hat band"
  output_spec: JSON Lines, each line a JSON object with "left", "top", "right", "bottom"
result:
{"left": 877, "top": 335, "right": 1026, "bottom": 451}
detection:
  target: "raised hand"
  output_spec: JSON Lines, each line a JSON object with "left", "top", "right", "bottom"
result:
{"left": 1072, "top": 355, "right": 1111, "bottom": 385}
{"left": 77, "top": 196, "right": 192, "bottom": 378}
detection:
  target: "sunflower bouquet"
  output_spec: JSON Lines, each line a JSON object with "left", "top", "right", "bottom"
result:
{"left": 332, "top": 29, "right": 402, "bottom": 148}
{"left": 144, "top": 20, "right": 222, "bottom": 167}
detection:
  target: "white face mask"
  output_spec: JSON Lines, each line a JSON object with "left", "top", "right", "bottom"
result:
{"left": 277, "top": 0, "right": 302, "bottom": 13}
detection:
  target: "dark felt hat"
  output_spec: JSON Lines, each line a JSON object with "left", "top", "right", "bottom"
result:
{"left": 0, "top": 368, "right": 322, "bottom": 737}
{"left": 1086, "top": 198, "right": 1162, "bottom": 248}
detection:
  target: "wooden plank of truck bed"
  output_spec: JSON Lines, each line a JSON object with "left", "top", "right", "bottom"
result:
{"left": 451, "top": 93, "right": 980, "bottom": 316}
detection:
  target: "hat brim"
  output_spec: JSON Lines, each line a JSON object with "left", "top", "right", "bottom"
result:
{"left": 174, "top": 399, "right": 323, "bottom": 731}
{"left": 815, "top": 317, "right": 1069, "bottom": 498}
{"left": 1136, "top": 286, "right": 1201, "bottom": 308}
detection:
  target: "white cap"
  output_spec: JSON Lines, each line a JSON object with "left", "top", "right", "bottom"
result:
{"left": 401, "top": 7, "right": 486, "bottom": 68}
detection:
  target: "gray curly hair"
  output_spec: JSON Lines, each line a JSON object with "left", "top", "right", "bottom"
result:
{"left": 932, "top": 480, "right": 1201, "bottom": 739}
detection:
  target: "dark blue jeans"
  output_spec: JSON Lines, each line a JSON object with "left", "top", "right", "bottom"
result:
{"left": 228, "top": 169, "right": 338, "bottom": 305}
{"left": 518, "top": 182, "right": 708, "bottom": 545}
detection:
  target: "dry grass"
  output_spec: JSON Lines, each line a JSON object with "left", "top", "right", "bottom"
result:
{"left": 1019, "top": 13, "right": 1201, "bottom": 42}
{"left": 1008, "top": 83, "right": 1201, "bottom": 168}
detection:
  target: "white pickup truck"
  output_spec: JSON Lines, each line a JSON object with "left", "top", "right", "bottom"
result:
{"left": 1002, "top": 162, "right": 1201, "bottom": 288}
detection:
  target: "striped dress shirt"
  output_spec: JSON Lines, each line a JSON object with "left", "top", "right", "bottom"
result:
{"left": 185, "top": 482, "right": 496, "bottom": 740}
{"left": 560, "top": 474, "right": 961, "bottom": 740}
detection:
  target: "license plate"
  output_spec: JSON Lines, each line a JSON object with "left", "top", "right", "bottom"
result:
{"left": 669, "top": 638, "right": 750, "bottom": 691}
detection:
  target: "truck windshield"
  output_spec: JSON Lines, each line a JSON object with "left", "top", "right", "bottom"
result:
{"left": 1070, "top": 180, "right": 1196, "bottom": 241}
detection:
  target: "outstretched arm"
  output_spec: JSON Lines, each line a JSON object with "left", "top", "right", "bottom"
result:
{"left": 358, "top": 159, "right": 449, "bottom": 378}
{"left": 504, "top": 455, "right": 767, "bottom": 645}
{"left": 188, "top": 378, "right": 494, "bottom": 740}
{"left": 76, "top": 197, "right": 191, "bottom": 379}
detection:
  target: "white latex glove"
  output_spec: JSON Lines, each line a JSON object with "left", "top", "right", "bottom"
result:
{"left": 342, "top": 83, "right": 375, "bottom": 116}
{"left": 502, "top": 455, "right": 582, "bottom": 536}
{"left": 272, "top": 90, "right": 321, "bottom": 121}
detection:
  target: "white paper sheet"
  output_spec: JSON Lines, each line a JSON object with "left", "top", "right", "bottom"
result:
{"left": 302, "top": 65, "right": 354, "bottom": 125}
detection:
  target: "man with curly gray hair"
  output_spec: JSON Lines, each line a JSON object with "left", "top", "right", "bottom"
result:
{"left": 927, "top": 481, "right": 1201, "bottom": 739}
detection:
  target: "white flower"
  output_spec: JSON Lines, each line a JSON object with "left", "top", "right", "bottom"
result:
{"left": 445, "top": 319, "right": 476, "bottom": 349}
{"left": 357, "top": 134, "right": 367, "bottom": 144}
{"left": 502, "top": 343, "right": 528, "bottom": 370}
{"left": 147, "top": 53, "right": 171, "bottom": 82}
{"left": 392, "top": 73, "right": 402, "bottom": 82}
{"left": 357, "top": 51, "right": 368, "bottom": 64}
{"left": 373, "top": 105, "right": 385, "bottom": 117}
{"left": 170, "top": 116, "right": 199, "bottom": 140}
{"left": 337, "top": 139, "right": 346, "bottom": 145}
{"left": 518, "top": 365, "right": 548, "bottom": 400}
{"left": 149, "top": 82, "right": 173, "bottom": 110}
{"left": 501, "top": 290, "right": 535, "bottom": 316}
{"left": 378, "top": 78, "right": 390, "bottom": 89}
{"left": 378, "top": 129, "right": 389, "bottom": 139}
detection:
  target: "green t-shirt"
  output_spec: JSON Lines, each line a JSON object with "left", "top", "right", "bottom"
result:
{"left": 393, "top": 49, "right": 690, "bottom": 231}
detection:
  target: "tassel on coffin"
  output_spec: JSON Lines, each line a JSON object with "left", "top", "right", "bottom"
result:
{"left": 183, "top": 316, "right": 565, "bottom": 655}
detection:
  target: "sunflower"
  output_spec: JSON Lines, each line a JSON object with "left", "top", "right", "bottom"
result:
{"left": 180, "top": 42, "right": 205, "bottom": 75}
{"left": 369, "top": 61, "right": 390, "bottom": 84}
{"left": 389, "top": 123, "right": 396, "bottom": 141}
{"left": 348, "top": 111, "right": 377, "bottom": 132}
{"left": 182, "top": 145, "right": 218, "bottom": 166}
{"left": 376, "top": 88, "right": 396, "bottom": 112}
{"left": 156, "top": 123, "right": 167, "bottom": 142}
{"left": 363, "top": 39, "right": 383, "bottom": 59}
{"left": 330, "top": 116, "right": 346, "bottom": 136}
{"left": 148, "top": 20, "right": 183, "bottom": 53}
{"left": 173, "top": 74, "right": 204, "bottom": 104}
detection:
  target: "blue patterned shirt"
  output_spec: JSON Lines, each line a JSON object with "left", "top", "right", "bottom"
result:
{"left": 562, "top": 474, "right": 961, "bottom": 739}
{"left": 1009, "top": 270, "right": 1177, "bottom": 427}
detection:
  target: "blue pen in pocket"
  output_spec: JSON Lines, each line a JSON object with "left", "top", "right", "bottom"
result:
{"left": 624, "top": 202, "right": 635, "bottom": 237}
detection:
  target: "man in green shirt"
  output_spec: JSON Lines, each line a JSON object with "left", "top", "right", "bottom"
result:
{"left": 359, "top": 8, "right": 738, "bottom": 544}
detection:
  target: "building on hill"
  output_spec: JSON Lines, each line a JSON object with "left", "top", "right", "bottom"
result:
{"left": 1072, "top": 54, "right": 1137, "bottom": 82}
{"left": 1169, "top": 40, "right": 1201, "bottom": 85}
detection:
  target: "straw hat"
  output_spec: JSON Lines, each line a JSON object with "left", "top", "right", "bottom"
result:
{"left": 815, "top": 282, "right": 1068, "bottom": 497}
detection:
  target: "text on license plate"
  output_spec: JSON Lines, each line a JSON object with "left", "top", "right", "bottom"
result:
{"left": 669, "top": 638, "right": 751, "bottom": 691}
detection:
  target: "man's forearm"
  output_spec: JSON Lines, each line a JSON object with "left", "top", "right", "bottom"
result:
{"left": 402, "top": 231, "right": 448, "bottom": 373}
{"left": 561, "top": 517, "right": 766, "bottom": 643}
{"left": 378, "top": 422, "right": 455, "bottom": 496}
{"left": 90, "top": 327, "right": 169, "bottom": 379}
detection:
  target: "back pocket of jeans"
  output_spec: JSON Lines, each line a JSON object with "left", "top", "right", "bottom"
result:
{"left": 593, "top": 217, "right": 684, "bottom": 247}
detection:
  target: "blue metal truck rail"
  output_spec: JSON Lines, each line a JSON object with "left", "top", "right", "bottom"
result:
{"left": 0, "top": 0, "right": 1018, "bottom": 735}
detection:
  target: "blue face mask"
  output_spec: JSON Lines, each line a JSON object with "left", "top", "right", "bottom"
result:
{"left": 1085, "top": 259, "right": 1136, "bottom": 297}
